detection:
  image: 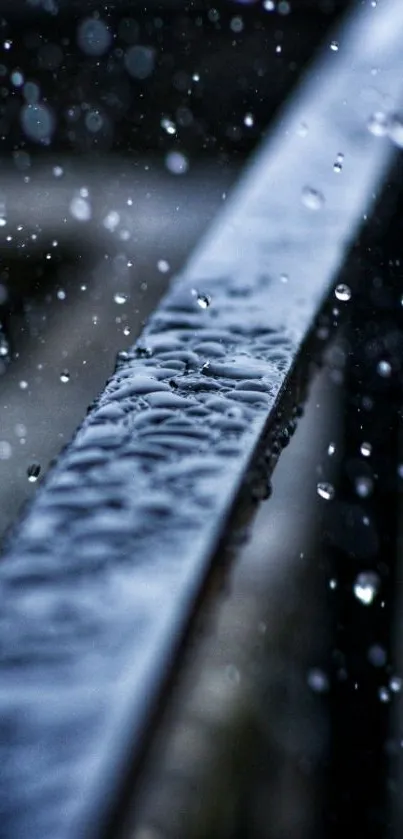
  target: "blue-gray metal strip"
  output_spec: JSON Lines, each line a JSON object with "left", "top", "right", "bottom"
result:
{"left": 1, "top": 1, "right": 403, "bottom": 837}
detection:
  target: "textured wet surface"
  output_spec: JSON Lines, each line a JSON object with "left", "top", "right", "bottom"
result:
{"left": 1, "top": 1, "right": 403, "bottom": 837}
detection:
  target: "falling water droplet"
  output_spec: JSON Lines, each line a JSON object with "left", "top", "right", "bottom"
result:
{"left": 114, "top": 292, "right": 127, "bottom": 305}
{"left": 333, "top": 152, "right": 344, "bottom": 172}
{"left": 390, "top": 676, "right": 402, "bottom": 693}
{"left": 379, "top": 686, "right": 390, "bottom": 703}
{"left": 302, "top": 186, "right": 325, "bottom": 210}
{"left": 330, "top": 40, "right": 339, "bottom": 51}
{"left": 60, "top": 370, "right": 70, "bottom": 383}
{"left": 157, "top": 259, "right": 170, "bottom": 273}
{"left": 355, "top": 476, "right": 373, "bottom": 498}
{"left": 353, "top": 571, "right": 380, "bottom": 605}
{"left": 317, "top": 481, "right": 335, "bottom": 501}
{"left": 307, "top": 668, "right": 329, "bottom": 693}
{"left": 377, "top": 359, "right": 392, "bottom": 378}
{"left": 360, "top": 441, "right": 372, "bottom": 457}
{"left": 27, "top": 463, "right": 41, "bottom": 482}
{"left": 367, "top": 111, "right": 388, "bottom": 137}
{"left": 335, "top": 283, "right": 351, "bottom": 301}
{"left": 244, "top": 112, "right": 254, "bottom": 127}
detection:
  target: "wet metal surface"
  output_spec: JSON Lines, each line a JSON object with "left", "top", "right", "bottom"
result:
{"left": 1, "top": 2, "right": 403, "bottom": 838}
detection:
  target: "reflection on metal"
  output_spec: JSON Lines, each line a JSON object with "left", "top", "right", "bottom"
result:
{"left": 1, "top": 2, "right": 403, "bottom": 839}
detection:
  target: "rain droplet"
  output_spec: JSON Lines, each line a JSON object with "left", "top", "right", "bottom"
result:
{"left": 60, "top": 370, "right": 70, "bottom": 383}
{"left": 103, "top": 210, "right": 120, "bottom": 232}
{"left": 327, "top": 442, "right": 336, "bottom": 456}
{"left": 53, "top": 165, "right": 64, "bottom": 178}
{"left": 330, "top": 40, "right": 339, "bottom": 51}
{"left": 335, "top": 283, "right": 351, "bottom": 301}
{"left": 161, "top": 117, "right": 176, "bottom": 135}
{"left": 165, "top": 151, "right": 189, "bottom": 175}
{"left": 379, "top": 686, "right": 390, "bottom": 703}
{"left": 353, "top": 571, "right": 380, "bottom": 605}
{"left": 19, "top": 380, "right": 28, "bottom": 390}
{"left": 307, "top": 668, "right": 329, "bottom": 693}
{"left": 355, "top": 476, "right": 373, "bottom": 498}
{"left": 360, "top": 441, "right": 372, "bottom": 457}
{"left": 377, "top": 359, "right": 392, "bottom": 378}
{"left": 114, "top": 292, "right": 127, "bottom": 305}
{"left": 244, "top": 112, "right": 254, "bottom": 127}
{"left": 192, "top": 289, "right": 211, "bottom": 309}
{"left": 123, "top": 325, "right": 131, "bottom": 336}
{"left": 70, "top": 195, "right": 92, "bottom": 222}
{"left": 20, "top": 102, "right": 55, "bottom": 144}
{"left": 367, "top": 111, "right": 388, "bottom": 137}
{"left": 333, "top": 152, "right": 344, "bottom": 172}
{"left": 302, "top": 186, "right": 325, "bottom": 210}
{"left": 329, "top": 578, "right": 338, "bottom": 590}
{"left": 390, "top": 676, "right": 402, "bottom": 693}
{"left": 27, "top": 463, "right": 41, "bottom": 482}
{"left": 124, "top": 45, "right": 155, "bottom": 80}
{"left": 317, "top": 481, "right": 335, "bottom": 501}
{"left": 57, "top": 289, "right": 66, "bottom": 300}
{"left": 77, "top": 18, "right": 111, "bottom": 57}
{"left": 157, "top": 259, "right": 170, "bottom": 273}
{"left": 368, "top": 644, "right": 387, "bottom": 668}
{"left": 0, "top": 336, "right": 9, "bottom": 357}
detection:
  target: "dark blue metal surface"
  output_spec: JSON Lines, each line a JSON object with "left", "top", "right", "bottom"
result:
{"left": 1, "top": 1, "right": 403, "bottom": 837}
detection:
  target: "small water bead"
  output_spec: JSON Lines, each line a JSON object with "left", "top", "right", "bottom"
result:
{"left": 335, "top": 283, "right": 351, "bottom": 302}
{"left": 161, "top": 117, "right": 176, "bottom": 136}
{"left": 368, "top": 644, "right": 387, "bottom": 668}
{"left": 27, "top": 463, "right": 41, "bottom": 482}
{"left": 360, "top": 441, "right": 372, "bottom": 457}
{"left": 329, "top": 578, "right": 338, "bottom": 590}
{"left": 328, "top": 442, "right": 336, "bottom": 456}
{"left": 307, "top": 668, "right": 329, "bottom": 694}
{"left": 53, "top": 165, "right": 64, "bottom": 178}
{"left": 355, "top": 476, "right": 373, "bottom": 498}
{"left": 60, "top": 370, "right": 70, "bottom": 383}
{"left": 11, "top": 70, "right": 24, "bottom": 87}
{"left": 114, "top": 292, "right": 127, "bottom": 305}
{"left": 103, "top": 211, "right": 120, "bottom": 232}
{"left": 70, "top": 195, "right": 92, "bottom": 222}
{"left": 124, "top": 45, "right": 155, "bottom": 80}
{"left": 377, "top": 359, "right": 392, "bottom": 378}
{"left": 333, "top": 152, "right": 344, "bottom": 173}
{"left": 367, "top": 111, "right": 388, "bottom": 137}
{"left": 302, "top": 186, "right": 325, "bottom": 210}
{"left": 196, "top": 294, "right": 211, "bottom": 309}
{"left": 123, "top": 326, "right": 131, "bottom": 336}
{"left": 275, "top": 45, "right": 282, "bottom": 54}
{"left": 263, "top": 0, "right": 275, "bottom": 9}
{"left": 330, "top": 40, "right": 339, "bottom": 52}
{"left": 353, "top": 571, "right": 380, "bottom": 605}
{"left": 157, "top": 259, "right": 170, "bottom": 273}
{"left": 165, "top": 151, "right": 189, "bottom": 175}
{"left": 390, "top": 676, "right": 402, "bottom": 693}
{"left": 57, "top": 289, "right": 66, "bottom": 301}
{"left": 19, "top": 380, "right": 28, "bottom": 390}
{"left": 20, "top": 102, "right": 55, "bottom": 144}
{"left": 0, "top": 336, "right": 9, "bottom": 357}
{"left": 317, "top": 481, "right": 335, "bottom": 501}
{"left": 77, "top": 18, "right": 111, "bottom": 57}
{"left": 379, "top": 686, "right": 390, "bottom": 703}
{"left": 244, "top": 112, "right": 254, "bottom": 127}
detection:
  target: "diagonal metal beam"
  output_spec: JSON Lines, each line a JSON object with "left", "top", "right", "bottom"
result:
{"left": 1, "top": 2, "right": 403, "bottom": 838}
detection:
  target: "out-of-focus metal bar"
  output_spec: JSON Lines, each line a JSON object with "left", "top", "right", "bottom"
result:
{"left": 1, "top": 2, "right": 403, "bottom": 839}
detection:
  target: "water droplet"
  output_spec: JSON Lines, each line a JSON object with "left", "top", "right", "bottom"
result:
{"left": 355, "top": 476, "right": 373, "bottom": 498}
{"left": 244, "top": 112, "right": 254, "bottom": 127}
{"left": 297, "top": 122, "right": 308, "bottom": 137}
{"left": 123, "top": 325, "right": 131, "bottom": 336}
{"left": 27, "top": 463, "right": 41, "bottom": 482}
{"left": 335, "top": 283, "right": 351, "bottom": 301}
{"left": 77, "top": 18, "right": 111, "bottom": 57}
{"left": 165, "top": 151, "right": 189, "bottom": 175}
{"left": 329, "top": 578, "right": 338, "bottom": 590}
{"left": 327, "top": 442, "right": 336, "bottom": 456}
{"left": 11, "top": 70, "right": 24, "bottom": 87}
{"left": 57, "top": 289, "right": 66, "bottom": 301}
{"left": 307, "top": 668, "right": 329, "bottom": 693}
{"left": 367, "top": 111, "right": 388, "bottom": 137}
{"left": 19, "top": 380, "right": 28, "bottom": 390}
{"left": 330, "top": 40, "right": 339, "bottom": 51}
{"left": 263, "top": 0, "right": 275, "bottom": 9}
{"left": 20, "top": 102, "right": 55, "bottom": 144}
{"left": 390, "top": 676, "right": 402, "bottom": 693}
{"left": 0, "top": 336, "right": 9, "bottom": 357}
{"left": 280, "top": 273, "right": 288, "bottom": 284}
{"left": 157, "top": 259, "right": 170, "bottom": 273}
{"left": 103, "top": 210, "right": 120, "bottom": 232}
{"left": 302, "top": 186, "right": 325, "bottom": 210}
{"left": 368, "top": 644, "right": 387, "bottom": 668}
{"left": 70, "top": 195, "right": 92, "bottom": 222}
{"left": 360, "top": 441, "right": 372, "bottom": 457}
{"left": 192, "top": 290, "right": 211, "bottom": 309}
{"left": 377, "top": 359, "right": 392, "bottom": 378}
{"left": 379, "top": 686, "right": 390, "bottom": 703}
{"left": 114, "top": 292, "right": 127, "bottom": 305}
{"left": 124, "top": 45, "right": 155, "bottom": 80}
{"left": 333, "top": 152, "right": 344, "bottom": 172}
{"left": 161, "top": 117, "right": 176, "bottom": 135}
{"left": 60, "top": 370, "right": 70, "bottom": 383}
{"left": 317, "top": 481, "right": 335, "bottom": 501}
{"left": 353, "top": 571, "right": 380, "bottom": 605}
